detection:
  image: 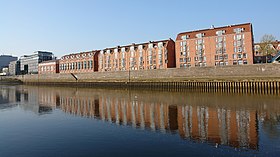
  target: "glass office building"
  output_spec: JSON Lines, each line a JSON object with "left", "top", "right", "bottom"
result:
{"left": 20, "top": 51, "right": 54, "bottom": 74}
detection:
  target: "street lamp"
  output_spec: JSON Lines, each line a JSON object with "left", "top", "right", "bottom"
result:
{"left": 128, "top": 59, "right": 131, "bottom": 83}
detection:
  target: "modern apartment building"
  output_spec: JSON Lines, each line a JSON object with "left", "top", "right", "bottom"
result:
{"left": 38, "top": 60, "right": 59, "bottom": 74}
{"left": 98, "top": 39, "right": 175, "bottom": 72}
{"left": 59, "top": 50, "right": 99, "bottom": 74}
{"left": 20, "top": 51, "right": 54, "bottom": 74}
{"left": 175, "top": 23, "right": 254, "bottom": 68}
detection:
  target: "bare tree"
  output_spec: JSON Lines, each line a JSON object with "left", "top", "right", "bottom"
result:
{"left": 259, "top": 34, "right": 277, "bottom": 63}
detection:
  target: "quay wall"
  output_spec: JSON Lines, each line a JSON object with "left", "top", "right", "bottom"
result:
{"left": 1, "top": 64, "right": 280, "bottom": 94}
{"left": 7, "top": 64, "right": 280, "bottom": 83}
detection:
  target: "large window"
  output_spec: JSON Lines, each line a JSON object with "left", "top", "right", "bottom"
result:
{"left": 138, "top": 45, "right": 143, "bottom": 68}
{"left": 121, "top": 48, "right": 126, "bottom": 70}
{"left": 84, "top": 61, "right": 87, "bottom": 69}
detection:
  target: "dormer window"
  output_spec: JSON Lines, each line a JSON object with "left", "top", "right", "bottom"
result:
{"left": 234, "top": 28, "right": 244, "bottom": 34}
{"left": 196, "top": 33, "right": 205, "bottom": 38}
{"left": 216, "top": 30, "right": 226, "bottom": 36}
{"left": 181, "top": 35, "right": 189, "bottom": 40}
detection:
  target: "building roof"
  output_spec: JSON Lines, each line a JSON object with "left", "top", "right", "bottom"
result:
{"left": 39, "top": 59, "right": 59, "bottom": 64}
{"left": 102, "top": 38, "right": 173, "bottom": 52}
{"left": 60, "top": 50, "right": 100, "bottom": 59}
{"left": 176, "top": 23, "right": 252, "bottom": 40}
{"left": 21, "top": 51, "right": 54, "bottom": 59}
{"left": 254, "top": 41, "right": 280, "bottom": 50}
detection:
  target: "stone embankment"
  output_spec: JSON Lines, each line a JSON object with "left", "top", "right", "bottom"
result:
{"left": 2, "top": 64, "right": 280, "bottom": 93}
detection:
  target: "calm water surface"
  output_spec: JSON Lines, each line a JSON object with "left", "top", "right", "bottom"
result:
{"left": 0, "top": 85, "right": 279, "bottom": 157}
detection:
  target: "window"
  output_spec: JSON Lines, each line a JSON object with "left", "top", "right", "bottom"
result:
{"left": 217, "top": 37, "right": 223, "bottom": 43}
{"left": 216, "top": 30, "right": 225, "bottom": 36}
{"left": 89, "top": 60, "right": 93, "bottom": 69}
{"left": 224, "top": 54, "right": 228, "bottom": 59}
{"left": 148, "top": 43, "right": 153, "bottom": 49}
{"left": 236, "top": 34, "right": 242, "bottom": 40}
{"left": 238, "top": 47, "right": 243, "bottom": 53}
{"left": 237, "top": 40, "right": 242, "bottom": 47}
{"left": 196, "top": 33, "right": 205, "bottom": 38}
{"left": 114, "top": 49, "right": 118, "bottom": 58}
{"left": 238, "top": 60, "right": 243, "bottom": 65}
{"left": 238, "top": 54, "right": 242, "bottom": 59}
{"left": 158, "top": 42, "right": 163, "bottom": 48}
{"left": 234, "top": 28, "right": 244, "bottom": 34}
{"left": 197, "top": 39, "right": 203, "bottom": 45}
{"left": 215, "top": 55, "right": 219, "bottom": 60}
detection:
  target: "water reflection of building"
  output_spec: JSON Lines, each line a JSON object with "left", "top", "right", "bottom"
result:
{"left": 0, "top": 85, "right": 55, "bottom": 114}
{"left": 59, "top": 92, "right": 259, "bottom": 149}
{"left": 60, "top": 96, "right": 175, "bottom": 132}
{"left": 178, "top": 106, "right": 258, "bottom": 149}
{"left": 0, "top": 86, "right": 18, "bottom": 104}
{"left": 2, "top": 85, "right": 280, "bottom": 150}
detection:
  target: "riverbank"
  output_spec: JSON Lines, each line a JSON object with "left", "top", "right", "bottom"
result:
{"left": 1, "top": 64, "right": 280, "bottom": 93}
{"left": 0, "top": 77, "right": 23, "bottom": 85}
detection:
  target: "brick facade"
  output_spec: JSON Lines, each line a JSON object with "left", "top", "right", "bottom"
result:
{"left": 98, "top": 39, "right": 175, "bottom": 72}
{"left": 175, "top": 23, "right": 254, "bottom": 68}
{"left": 59, "top": 50, "right": 99, "bottom": 74}
{"left": 38, "top": 60, "right": 59, "bottom": 74}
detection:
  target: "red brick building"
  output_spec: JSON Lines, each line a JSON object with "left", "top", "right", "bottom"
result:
{"left": 175, "top": 23, "right": 254, "bottom": 68}
{"left": 59, "top": 50, "right": 99, "bottom": 74}
{"left": 98, "top": 39, "right": 175, "bottom": 72}
{"left": 38, "top": 60, "right": 59, "bottom": 74}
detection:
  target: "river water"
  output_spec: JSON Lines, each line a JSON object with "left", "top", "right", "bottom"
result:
{"left": 0, "top": 85, "right": 279, "bottom": 157}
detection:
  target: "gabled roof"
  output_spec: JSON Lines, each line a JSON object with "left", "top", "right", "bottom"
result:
{"left": 101, "top": 38, "right": 174, "bottom": 53}
{"left": 176, "top": 23, "right": 252, "bottom": 40}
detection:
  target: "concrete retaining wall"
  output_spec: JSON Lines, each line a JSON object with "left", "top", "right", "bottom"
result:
{"left": 20, "top": 64, "right": 280, "bottom": 82}
{"left": 2, "top": 64, "right": 280, "bottom": 83}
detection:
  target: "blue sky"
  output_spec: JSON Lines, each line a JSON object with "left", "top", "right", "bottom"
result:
{"left": 0, "top": 0, "right": 279, "bottom": 57}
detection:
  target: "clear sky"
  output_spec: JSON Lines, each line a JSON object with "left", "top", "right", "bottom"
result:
{"left": 0, "top": 0, "right": 279, "bottom": 58}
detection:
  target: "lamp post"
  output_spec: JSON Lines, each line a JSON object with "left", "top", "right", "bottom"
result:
{"left": 128, "top": 59, "right": 131, "bottom": 84}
